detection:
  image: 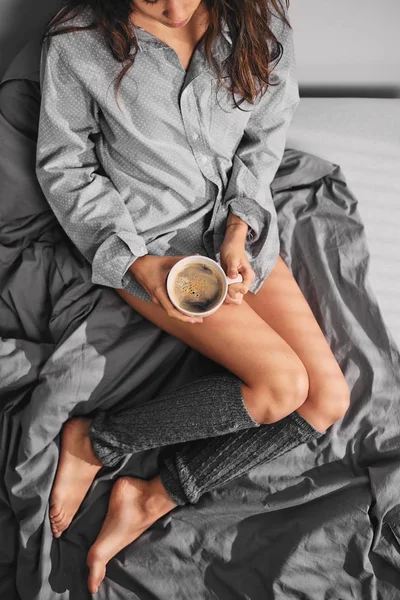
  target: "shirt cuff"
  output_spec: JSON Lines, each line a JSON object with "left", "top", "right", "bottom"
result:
{"left": 225, "top": 196, "right": 271, "bottom": 259}
{"left": 91, "top": 231, "right": 148, "bottom": 289}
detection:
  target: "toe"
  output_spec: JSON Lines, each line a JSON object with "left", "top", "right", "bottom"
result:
{"left": 49, "top": 506, "right": 73, "bottom": 534}
{"left": 51, "top": 515, "right": 69, "bottom": 537}
{"left": 51, "top": 512, "right": 64, "bottom": 524}
{"left": 54, "top": 519, "right": 69, "bottom": 534}
{"left": 49, "top": 505, "right": 61, "bottom": 519}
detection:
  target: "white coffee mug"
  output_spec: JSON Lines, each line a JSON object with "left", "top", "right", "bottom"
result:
{"left": 166, "top": 255, "right": 243, "bottom": 318}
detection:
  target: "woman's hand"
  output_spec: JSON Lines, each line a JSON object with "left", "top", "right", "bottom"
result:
{"left": 220, "top": 222, "right": 255, "bottom": 305}
{"left": 128, "top": 255, "right": 204, "bottom": 324}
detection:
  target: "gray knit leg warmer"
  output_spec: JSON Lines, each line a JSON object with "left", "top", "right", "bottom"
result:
{"left": 89, "top": 372, "right": 260, "bottom": 467}
{"left": 158, "top": 411, "right": 323, "bottom": 506}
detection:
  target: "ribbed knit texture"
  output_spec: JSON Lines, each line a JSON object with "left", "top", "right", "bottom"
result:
{"left": 158, "top": 411, "right": 323, "bottom": 505}
{"left": 89, "top": 372, "right": 260, "bottom": 467}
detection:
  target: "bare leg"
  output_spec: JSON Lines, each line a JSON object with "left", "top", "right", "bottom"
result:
{"left": 53, "top": 255, "right": 349, "bottom": 585}
{"left": 244, "top": 256, "right": 350, "bottom": 430}
{"left": 86, "top": 475, "right": 176, "bottom": 594}
{"left": 49, "top": 418, "right": 102, "bottom": 537}
{"left": 51, "top": 255, "right": 312, "bottom": 540}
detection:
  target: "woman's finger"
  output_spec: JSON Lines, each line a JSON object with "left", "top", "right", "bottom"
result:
{"left": 228, "top": 283, "right": 244, "bottom": 295}
{"left": 226, "top": 263, "right": 239, "bottom": 279}
{"left": 223, "top": 258, "right": 246, "bottom": 292}
{"left": 237, "top": 263, "right": 255, "bottom": 294}
{"left": 227, "top": 272, "right": 248, "bottom": 296}
{"left": 225, "top": 285, "right": 243, "bottom": 303}
{"left": 224, "top": 295, "right": 242, "bottom": 305}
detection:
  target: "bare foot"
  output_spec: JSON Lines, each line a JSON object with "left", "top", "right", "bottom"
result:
{"left": 49, "top": 417, "right": 103, "bottom": 538}
{"left": 86, "top": 475, "right": 177, "bottom": 594}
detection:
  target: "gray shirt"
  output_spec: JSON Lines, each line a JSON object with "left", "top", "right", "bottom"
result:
{"left": 35, "top": 6, "right": 300, "bottom": 303}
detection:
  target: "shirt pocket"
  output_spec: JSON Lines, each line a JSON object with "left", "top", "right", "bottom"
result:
{"left": 208, "top": 76, "right": 255, "bottom": 156}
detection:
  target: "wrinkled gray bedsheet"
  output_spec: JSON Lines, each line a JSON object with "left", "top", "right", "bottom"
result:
{"left": 1, "top": 38, "right": 400, "bottom": 600}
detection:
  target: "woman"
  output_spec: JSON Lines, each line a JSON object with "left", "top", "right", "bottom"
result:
{"left": 36, "top": 0, "right": 350, "bottom": 593}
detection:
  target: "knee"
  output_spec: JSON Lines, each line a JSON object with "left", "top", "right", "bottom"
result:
{"left": 324, "top": 379, "right": 351, "bottom": 426}
{"left": 304, "top": 377, "right": 351, "bottom": 430}
{"left": 256, "top": 363, "right": 310, "bottom": 425}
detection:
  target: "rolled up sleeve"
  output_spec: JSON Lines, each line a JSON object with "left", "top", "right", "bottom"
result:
{"left": 222, "top": 8, "right": 300, "bottom": 275}
{"left": 35, "top": 37, "right": 148, "bottom": 289}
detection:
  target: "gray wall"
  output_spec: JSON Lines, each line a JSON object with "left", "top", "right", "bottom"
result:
{"left": 289, "top": 0, "right": 400, "bottom": 95}
{"left": 0, "top": 0, "right": 399, "bottom": 94}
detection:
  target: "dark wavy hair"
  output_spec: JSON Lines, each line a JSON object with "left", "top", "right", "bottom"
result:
{"left": 41, "top": 0, "right": 291, "bottom": 108}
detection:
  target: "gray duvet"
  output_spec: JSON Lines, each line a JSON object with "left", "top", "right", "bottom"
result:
{"left": 1, "top": 37, "right": 400, "bottom": 600}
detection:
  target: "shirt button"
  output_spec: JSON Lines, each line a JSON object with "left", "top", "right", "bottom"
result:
{"left": 193, "top": 132, "right": 199, "bottom": 141}
{"left": 199, "top": 155, "right": 207, "bottom": 164}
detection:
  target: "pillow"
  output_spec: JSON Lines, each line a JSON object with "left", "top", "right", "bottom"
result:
{"left": 0, "top": 35, "right": 57, "bottom": 246}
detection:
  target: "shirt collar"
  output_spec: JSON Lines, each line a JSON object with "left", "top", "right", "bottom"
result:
{"left": 131, "top": 16, "right": 232, "bottom": 63}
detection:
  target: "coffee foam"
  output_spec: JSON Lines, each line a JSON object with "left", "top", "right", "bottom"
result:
{"left": 171, "top": 263, "right": 224, "bottom": 312}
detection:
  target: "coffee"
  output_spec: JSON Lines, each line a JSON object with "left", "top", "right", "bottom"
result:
{"left": 170, "top": 262, "right": 225, "bottom": 313}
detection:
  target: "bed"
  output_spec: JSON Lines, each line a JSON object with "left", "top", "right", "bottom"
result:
{"left": 287, "top": 97, "right": 400, "bottom": 350}
{"left": 1, "top": 35, "right": 400, "bottom": 600}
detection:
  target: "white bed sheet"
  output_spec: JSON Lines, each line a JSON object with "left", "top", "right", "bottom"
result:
{"left": 287, "top": 97, "right": 400, "bottom": 350}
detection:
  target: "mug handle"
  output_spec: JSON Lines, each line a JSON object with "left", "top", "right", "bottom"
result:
{"left": 226, "top": 274, "right": 243, "bottom": 285}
